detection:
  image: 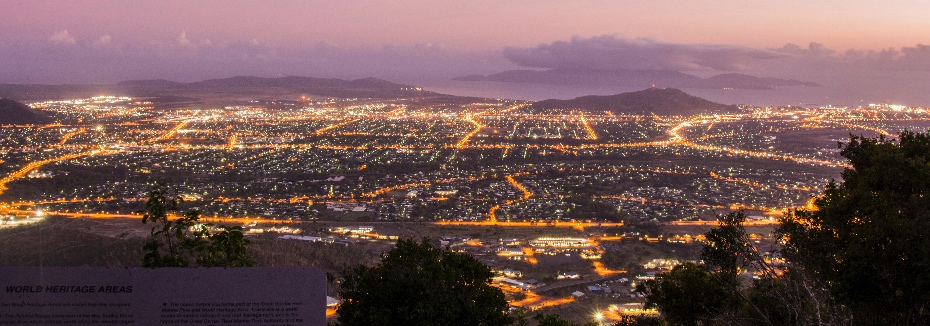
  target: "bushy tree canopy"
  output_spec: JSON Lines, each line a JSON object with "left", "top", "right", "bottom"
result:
{"left": 336, "top": 238, "right": 512, "bottom": 326}
{"left": 641, "top": 130, "right": 930, "bottom": 325}
{"left": 779, "top": 131, "right": 930, "bottom": 324}
{"left": 640, "top": 262, "right": 732, "bottom": 326}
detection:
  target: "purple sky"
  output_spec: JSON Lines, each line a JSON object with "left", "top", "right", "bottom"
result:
{"left": 1, "top": 1, "right": 929, "bottom": 104}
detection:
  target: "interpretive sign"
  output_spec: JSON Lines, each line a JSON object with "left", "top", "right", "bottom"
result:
{"left": 0, "top": 267, "right": 326, "bottom": 325}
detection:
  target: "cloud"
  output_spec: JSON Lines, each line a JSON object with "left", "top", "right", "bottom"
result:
{"left": 176, "top": 31, "right": 193, "bottom": 46}
{"left": 48, "top": 30, "right": 76, "bottom": 46}
{"left": 501, "top": 36, "right": 930, "bottom": 82}
{"left": 0, "top": 35, "right": 513, "bottom": 84}
{"left": 896, "top": 44, "right": 930, "bottom": 71}
{"left": 763, "top": 42, "right": 930, "bottom": 75}
{"left": 504, "top": 35, "right": 787, "bottom": 71}
{"left": 774, "top": 42, "right": 835, "bottom": 57}
{"left": 94, "top": 35, "right": 112, "bottom": 46}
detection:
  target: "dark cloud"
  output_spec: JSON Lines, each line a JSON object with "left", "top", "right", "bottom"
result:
{"left": 492, "top": 37, "right": 930, "bottom": 105}
{"left": 773, "top": 42, "right": 836, "bottom": 57}
{"left": 503, "top": 35, "right": 787, "bottom": 71}
{"left": 503, "top": 36, "right": 930, "bottom": 77}
{"left": 759, "top": 42, "right": 930, "bottom": 77}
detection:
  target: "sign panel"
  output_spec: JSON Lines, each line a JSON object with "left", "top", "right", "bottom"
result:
{"left": 0, "top": 267, "right": 326, "bottom": 325}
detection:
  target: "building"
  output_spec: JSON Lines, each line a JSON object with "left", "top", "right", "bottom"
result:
{"left": 531, "top": 237, "right": 589, "bottom": 247}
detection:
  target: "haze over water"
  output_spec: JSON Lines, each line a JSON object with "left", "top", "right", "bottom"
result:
{"left": 427, "top": 79, "right": 930, "bottom": 107}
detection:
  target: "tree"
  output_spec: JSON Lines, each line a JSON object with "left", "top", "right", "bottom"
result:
{"left": 611, "top": 315, "right": 661, "bottom": 326}
{"left": 639, "top": 262, "right": 732, "bottom": 326}
{"left": 140, "top": 186, "right": 254, "bottom": 267}
{"left": 641, "top": 211, "right": 847, "bottom": 326}
{"left": 779, "top": 130, "right": 930, "bottom": 324}
{"left": 532, "top": 313, "right": 585, "bottom": 326}
{"left": 701, "top": 211, "right": 762, "bottom": 285}
{"left": 336, "top": 238, "right": 512, "bottom": 326}
{"left": 640, "top": 131, "right": 930, "bottom": 325}
{"left": 701, "top": 212, "right": 846, "bottom": 326}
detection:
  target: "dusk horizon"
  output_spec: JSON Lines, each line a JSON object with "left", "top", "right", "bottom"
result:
{"left": 2, "top": 1, "right": 929, "bottom": 106}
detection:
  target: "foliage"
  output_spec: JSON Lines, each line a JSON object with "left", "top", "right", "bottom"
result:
{"left": 336, "top": 238, "right": 512, "bottom": 326}
{"left": 641, "top": 131, "right": 930, "bottom": 325}
{"left": 642, "top": 212, "right": 848, "bottom": 326}
{"left": 532, "top": 312, "right": 594, "bottom": 326}
{"left": 611, "top": 315, "right": 661, "bottom": 326}
{"left": 140, "top": 186, "right": 254, "bottom": 267}
{"left": 639, "top": 262, "right": 732, "bottom": 326}
{"left": 779, "top": 130, "right": 930, "bottom": 324}
{"left": 700, "top": 212, "right": 761, "bottom": 284}
{"left": 703, "top": 213, "right": 847, "bottom": 326}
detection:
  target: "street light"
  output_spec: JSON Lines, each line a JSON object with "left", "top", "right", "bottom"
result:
{"left": 594, "top": 312, "right": 604, "bottom": 326}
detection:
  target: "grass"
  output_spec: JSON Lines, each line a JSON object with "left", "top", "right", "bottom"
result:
{"left": 0, "top": 216, "right": 382, "bottom": 276}
{"left": 0, "top": 217, "right": 144, "bottom": 267}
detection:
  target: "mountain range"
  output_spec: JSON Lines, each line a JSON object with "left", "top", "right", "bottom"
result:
{"left": 455, "top": 68, "right": 819, "bottom": 90}
{"left": 531, "top": 88, "right": 737, "bottom": 116}
{"left": 0, "top": 98, "right": 52, "bottom": 125}
{"left": 1, "top": 76, "right": 738, "bottom": 117}
{"left": 0, "top": 76, "right": 431, "bottom": 102}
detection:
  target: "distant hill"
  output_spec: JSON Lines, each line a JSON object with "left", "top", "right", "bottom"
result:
{"left": 455, "top": 68, "right": 701, "bottom": 87}
{"left": 0, "top": 76, "right": 436, "bottom": 101}
{"left": 117, "top": 79, "right": 182, "bottom": 87}
{"left": 0, "top": 98, "right": 52, "bottom": 125}
{"left": 531, "top": 88, "right": 737, "bottom": 115}
{"left": 128, "top": 75, "right": 429, "bottom": 99}
{"left": 455, "top": 69, "right": 819, "bottom": 90}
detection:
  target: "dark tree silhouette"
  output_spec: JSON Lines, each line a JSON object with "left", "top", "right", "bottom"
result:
{"left": 336, "top": 238, "right": 511, "bottom": 326}
{"left": 639, "top": 262, "right": 732, "bottom": 326}
{"left": 779, "top": 130, "right": 930, "bottom": 324}
{"left": 640, "top": 131, "right": 930, "bottom": 325}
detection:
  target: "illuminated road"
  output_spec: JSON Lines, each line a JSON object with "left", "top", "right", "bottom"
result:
{"left": 668, "top": 118, "right": 849, "bottom": 168}
{"left": 59, "top": 128, "right": 87, "bottom": 145}
{"left": 0, "top": 150, "right": 107, "bottom": 196}
{"left": 578, "top": 111, "right": 598, "bottom": 140}
{"left": 0, "top": 208, "right": 302, "bottom": 226}
{"left": 362, "top": 177, "right": 472, "bottom": 198}
{"left": 0, "top": 207, "right": 633, "bottom": 230}
{"left": 485, "top": 174, "right": 536, "bottom": 223}
{"left": 592, "top": 261, "right": 625, "bottom": 276}
{"left": 708, "top": 171, "right": 813, "bottom": 191}
{"left": 456, "top": 114, "right": 484, "bottom": 149}
{"left": 487, "top": 205, "right": 501, "bottom": 223}
{"left": 508, "top": 290, "right": 575, "bottom": 310}
{"left": 314, "top": 119, "right": 361, "bottom": 136}
{"left": 433, "top": 220, "right": 623, "bottom": 229}
{"left": 668, "top": 219, "right": 779, "bottom": 226}
{"left": 504, "top": 175, "right": 533, "bottom": 201}
{"left": 147, "top": 121, "right": 190, "bottom": 143}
